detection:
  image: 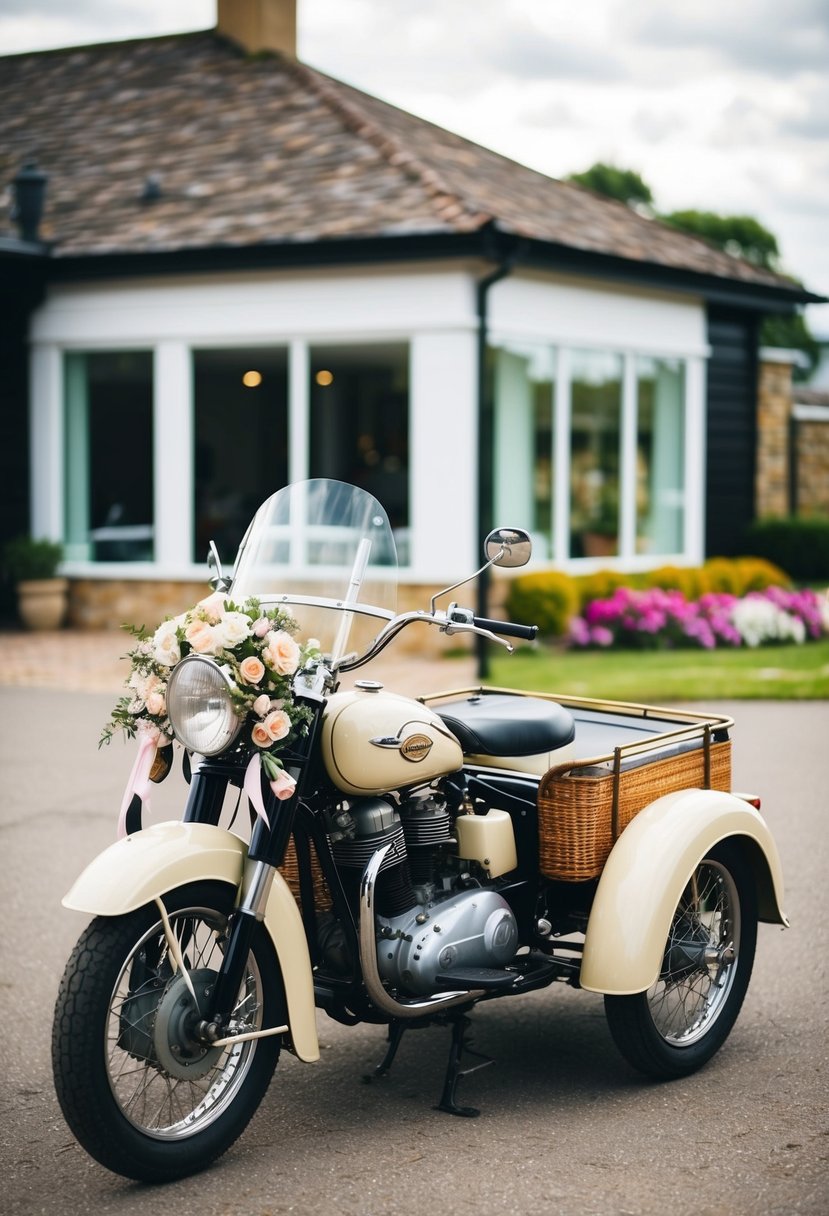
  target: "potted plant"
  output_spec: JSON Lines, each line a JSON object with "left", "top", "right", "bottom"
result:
{"left": 3, "top": 535, "right": 68, "bottom": 630}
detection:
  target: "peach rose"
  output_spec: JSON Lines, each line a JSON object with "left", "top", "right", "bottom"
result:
{"left": 264, "top": 709, "right": 291, "bottom": 741}
{"left": 263, "top": 630, "right": 300, "bottom": 675}
{"left": 185, "top": 618, "right": 217, "bottom": 654}
{"left": 251, "top": 721, "right": 271, "bottom": 748}
{"left": 145, "top": 690, "right": 166, "bottom": 717}
{"left": 239, "top": 656, "right": 265, "bottom": 685}
{"left": 197, "top": 591, "right": 227, "bottom": 623}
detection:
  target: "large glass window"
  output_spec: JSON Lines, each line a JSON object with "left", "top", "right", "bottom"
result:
{"left": 570, "top": 351, "right": 623, "bottom": 559}
{"left": 636, "top": 357, "right": 685, "bottom": 554}
{"left": 309, "top": 343, "right": 409, "bottom": 556}
{"left": 192, "top": 348, "right": 289, "bottom": 564}
{"left": 493, "top": 343, "right": 556, "bottom": 559}
{"left": 64, "top": 351, "right": 154, "bottom": 561}
{"left": 491, "top": 342, "right": 687, "bottom": 564}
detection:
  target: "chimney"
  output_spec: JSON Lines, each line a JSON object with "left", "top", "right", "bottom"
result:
{"left": 216, "top": 0, "right": 297, "bottom": 57}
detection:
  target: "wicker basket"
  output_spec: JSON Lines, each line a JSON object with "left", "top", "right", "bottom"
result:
{"left": 538, "top": 738, "right": 731, "bottom": 883}
{"left": 279, "top": 836, "right": 332, "bottom": 912}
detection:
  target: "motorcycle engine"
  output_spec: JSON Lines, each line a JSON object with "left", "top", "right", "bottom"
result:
{"left": 327, "top": 787, "right": 519, "bottom": 996}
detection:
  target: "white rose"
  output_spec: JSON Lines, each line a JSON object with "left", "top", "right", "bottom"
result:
{"left": 153, "top": 620, "right": 181, "bottom": 667}
{"left": 215, "top": 611, "right": 252, "bottom": 649}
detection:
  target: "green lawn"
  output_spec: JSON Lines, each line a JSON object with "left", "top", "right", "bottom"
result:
{"left": 483, "top": 638, "right": 829, "bottom": 700}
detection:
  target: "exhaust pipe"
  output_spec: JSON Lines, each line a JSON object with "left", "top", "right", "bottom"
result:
{"left": 359, "top": 843, "right": 484, "bottom": 1019}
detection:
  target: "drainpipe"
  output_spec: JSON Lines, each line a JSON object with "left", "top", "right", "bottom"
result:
{"left": 475, "top": 240, "right": 523, "bottom": 679}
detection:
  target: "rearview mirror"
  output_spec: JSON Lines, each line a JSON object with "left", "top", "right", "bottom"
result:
{"left": 484, "top": 527, "right": 532, "bottom": 569}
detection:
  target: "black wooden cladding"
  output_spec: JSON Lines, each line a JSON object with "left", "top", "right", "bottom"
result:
{"left": 705, "top": 308, "right": 760, "bottom": 556}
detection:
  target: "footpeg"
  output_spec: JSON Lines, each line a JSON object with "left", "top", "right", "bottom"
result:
{"left": 432, "top": 967, "right": 517, "bottom": 992}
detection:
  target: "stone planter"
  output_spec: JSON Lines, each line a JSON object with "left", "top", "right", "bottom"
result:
{"left": 16, "top": 577, "right": 69, "bottom": 630}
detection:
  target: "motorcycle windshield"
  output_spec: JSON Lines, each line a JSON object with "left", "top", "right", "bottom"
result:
{"left": 229, "top": 479, "right": 398, "bottom": 662}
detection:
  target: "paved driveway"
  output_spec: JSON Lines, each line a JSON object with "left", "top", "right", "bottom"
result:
{"left": 0, "top": 684, "right": 826, "bottom": 1216}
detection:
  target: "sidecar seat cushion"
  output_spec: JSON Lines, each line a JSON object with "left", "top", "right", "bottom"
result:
{"left": 436, "top": 694, "right": 575, "bottom": 758}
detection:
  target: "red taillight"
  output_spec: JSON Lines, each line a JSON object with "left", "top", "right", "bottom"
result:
{"left": 733, "top": 791, "right": 762, "bottom": 810}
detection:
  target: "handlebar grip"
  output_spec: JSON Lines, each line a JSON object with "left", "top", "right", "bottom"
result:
{"left": 473, "top": 616, "right": 538, "bottom": 641}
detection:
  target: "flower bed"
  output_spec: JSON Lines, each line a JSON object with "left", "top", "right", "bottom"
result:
{"left": 567, "top": 586, "right": 826, "bottom": 650}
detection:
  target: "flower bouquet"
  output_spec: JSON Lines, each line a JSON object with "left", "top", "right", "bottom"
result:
{"left": 102, "top": 592, "right": 320, "bottom": 834}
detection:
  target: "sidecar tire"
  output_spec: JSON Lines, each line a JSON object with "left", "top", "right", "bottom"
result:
{"left": 604, "top": 843, "right": 757, "bottom": 1080}
{"left": 52, "top": 881, "right": 284, "bottom": 1182}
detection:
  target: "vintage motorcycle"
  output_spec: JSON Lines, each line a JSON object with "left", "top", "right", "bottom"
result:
{"left": 53, "top": 478, "right": 787, "bottom": 1182}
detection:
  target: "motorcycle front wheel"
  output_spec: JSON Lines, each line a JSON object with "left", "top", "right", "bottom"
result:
{"left": 604, "top": 843, "right": 757, "bottom": 1079}
{"left": 52, "top": 881, "right": 284, "bottom": 1182}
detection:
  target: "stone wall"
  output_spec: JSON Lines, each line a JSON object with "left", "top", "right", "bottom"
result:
{"left": 67, "top": 577, "right": 476, "bottom": 657}
{"left": 756, "top": 350, "right": 829, "bottom": 520}
{"left": 795, "top": 417, "right": 829, "bottom": 517}
{"left": 755, "top": 353, "right": 793, "bottom": 518}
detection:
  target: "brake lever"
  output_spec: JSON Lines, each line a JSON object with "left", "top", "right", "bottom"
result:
{"left": 440, "top": 620, "right": 514, "bottom": 653}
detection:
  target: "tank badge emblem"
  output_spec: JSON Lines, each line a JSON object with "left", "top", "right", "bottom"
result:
{"left": 400, "top": 733, "right": 434, "bottom": 762}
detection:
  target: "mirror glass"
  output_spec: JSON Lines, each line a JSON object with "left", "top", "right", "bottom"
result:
{"left": 484, "top": 527, "right": 532, "bottom": 569}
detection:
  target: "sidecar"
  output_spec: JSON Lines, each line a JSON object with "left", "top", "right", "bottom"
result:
{"left": 422, "top": 686, "right": 787, "bottom": 1078}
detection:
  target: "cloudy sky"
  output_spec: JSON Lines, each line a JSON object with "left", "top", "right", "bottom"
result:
{"left": 3, "top": 0, "right": 828, "bottom": 334}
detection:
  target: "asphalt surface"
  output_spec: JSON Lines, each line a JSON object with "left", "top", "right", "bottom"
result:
{"left": 0, "top": 687, "right": 827, "bottom": 1216}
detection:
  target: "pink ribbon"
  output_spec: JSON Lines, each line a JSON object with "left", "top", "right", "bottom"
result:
{"left": 117, "top": 727, "right": 161, "bottom": 839}
{"left": 243, "top": 755, "right": 298, "bottom": 829}
{"left": 244, "top": 753, "right": 271, "bottom": 830}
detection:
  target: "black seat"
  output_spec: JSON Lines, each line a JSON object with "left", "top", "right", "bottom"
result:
{"left": 436, "top": 694, "right": 575, "bottom": 757}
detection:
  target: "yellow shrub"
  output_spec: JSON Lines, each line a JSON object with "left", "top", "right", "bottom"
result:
{"left": 733, "top": 556, "right": 792, "bottom": 593}
{"left": 505, "top": 571, "right": 580, "bottom": 638}
{"left": 574, "top": 569, "right": 629, "bottom": 611}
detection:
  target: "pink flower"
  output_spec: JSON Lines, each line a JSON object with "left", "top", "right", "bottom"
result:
{"left": 196, "top": 591, "right": 228, "bottom": 623}
{"left": 185, "top": 618, "right": 217, "bottom": 654}
{"left": 145, "top": 690, "right": 166, "bottom": 716}
{"left": 264, "top": 709, "right": 291, "bottom": 742}
{"left": 239, "top": 656, "right": 265, "bottom": 685}
{"left": 251, "top": 721, "right": 271, "bottom": 748}
{"left": 252, "top": 617, "right": 272, "bottom": 639}
{"left": 268, "top": 771, "right": 297, "bottom": 801}
{"left": 263, "top": 630, "right": 300, "bottom": 675}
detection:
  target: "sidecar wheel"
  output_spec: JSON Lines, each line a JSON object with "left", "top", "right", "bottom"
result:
{"left": 604, "top": 843, "right": 757, "bottom": 1079}
{"left": 52, "top": 881, "right": 284, "bottom": 1182}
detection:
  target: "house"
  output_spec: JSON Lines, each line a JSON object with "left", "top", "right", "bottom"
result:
{"left": 0, "top": 0, "right": 821, "bottom": 631}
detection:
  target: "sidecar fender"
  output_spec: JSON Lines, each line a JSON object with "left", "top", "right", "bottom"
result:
{"left": 63, "top": 821, "right": 319, "bottom": 1061}
{"left": 579, "top": 788, "right": 787, "bottom": 996}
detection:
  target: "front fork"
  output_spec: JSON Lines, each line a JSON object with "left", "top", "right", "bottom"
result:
{"left": 177, "top": 690, "right": 325, "bottom": 1040}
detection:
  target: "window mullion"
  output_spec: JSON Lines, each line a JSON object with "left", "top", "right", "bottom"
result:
{"left": 620, "top": 353, "right": 637, "bottom": 558}
{"left": 553, "top": 347, "right": 571, "bottom": 562}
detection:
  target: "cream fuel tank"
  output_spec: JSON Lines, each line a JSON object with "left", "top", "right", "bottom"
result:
{"left": 320, "top": 682, "right": 464, "bottom": 795}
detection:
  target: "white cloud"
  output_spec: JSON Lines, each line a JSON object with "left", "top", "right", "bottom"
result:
{"left": 2, "top": 0, "right": 828, "bottom": 332}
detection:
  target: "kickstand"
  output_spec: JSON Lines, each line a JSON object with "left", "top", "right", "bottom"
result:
{"left": 363, "top": 1019, "right": 407, "bottom": 1082}
{"left": 435, "top": 1013, "right": 494, "bottom": 1118}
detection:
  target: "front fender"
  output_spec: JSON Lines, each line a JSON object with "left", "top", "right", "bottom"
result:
{"left": 63, "top": 821, "right": 319, "bottom": 1062}
{"left": 580, "top": 789, "right": 787, "bottom": 996}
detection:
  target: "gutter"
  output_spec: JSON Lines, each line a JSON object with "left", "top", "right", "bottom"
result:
{"left": 475, "top": 237, "right": 525, "bottom": 679}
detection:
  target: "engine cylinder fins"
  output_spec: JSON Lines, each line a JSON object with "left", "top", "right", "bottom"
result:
{"left": 330, "top": 823, "right": 407, "bottom": 872}
{"left": 399, "top": 793, "right": 454, "bottom": 848}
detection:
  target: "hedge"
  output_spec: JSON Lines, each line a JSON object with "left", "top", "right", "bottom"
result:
{"left": 742, "top": 517, "right": 829, "bottom": 582}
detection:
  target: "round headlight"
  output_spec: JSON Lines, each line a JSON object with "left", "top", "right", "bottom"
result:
{"left": 167, "top": 655, "right": 243, "bottom": 756}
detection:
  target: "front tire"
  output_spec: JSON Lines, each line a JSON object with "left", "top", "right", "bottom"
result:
{"left": 604, "top": 843, "right": 757, "bottom": 1079}
{"left": 52, "top": 882, "right": 284, "bottom": 1182}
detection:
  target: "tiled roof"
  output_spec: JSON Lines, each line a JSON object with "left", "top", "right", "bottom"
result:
{"left": 0, "top": 31, "right": 803, "bottom": 292}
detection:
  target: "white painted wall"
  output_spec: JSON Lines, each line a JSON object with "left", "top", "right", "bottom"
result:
{"left": 29, "top": 261, "right": 710, "bottom": 583}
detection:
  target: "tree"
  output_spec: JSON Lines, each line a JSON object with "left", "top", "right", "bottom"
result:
{"left": 566, "top": 162, "right": 653, "bottom": 209}
{"left": 565, "top": 163, "right": 817, "bottom": 379}
{"left": 660, "top": 209, "right": 780, "bottom": 271}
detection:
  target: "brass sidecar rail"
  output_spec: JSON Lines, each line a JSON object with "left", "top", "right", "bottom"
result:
{"left": 421, "top": 687, "right": 735, "bottom": 883}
